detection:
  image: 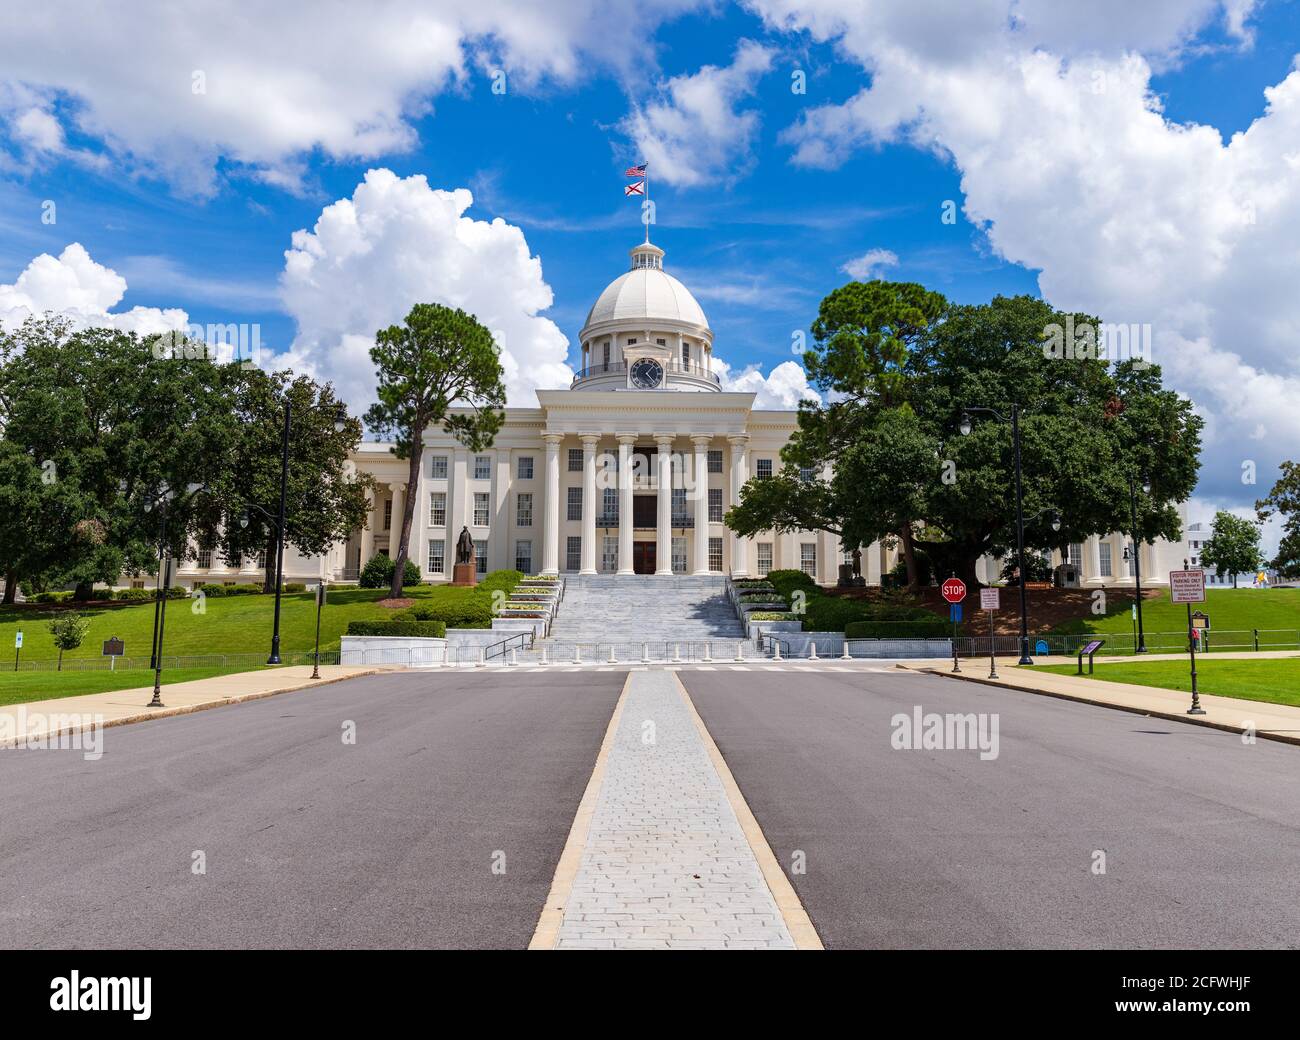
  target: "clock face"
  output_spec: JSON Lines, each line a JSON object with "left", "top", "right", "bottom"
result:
{"left": 629, "top": 358, "right": 664, "bottom": 389}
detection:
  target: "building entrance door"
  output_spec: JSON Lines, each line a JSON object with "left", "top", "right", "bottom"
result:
{"left": 633, "top": 541, "right": 656, "bottom": 574}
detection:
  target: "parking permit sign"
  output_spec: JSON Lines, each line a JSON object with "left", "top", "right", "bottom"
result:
{"left": 980, "top": 587, "right": 1000, "bottom": 611}
{"left": 1170, "top": 569, "right": 1206, "bottom": 604}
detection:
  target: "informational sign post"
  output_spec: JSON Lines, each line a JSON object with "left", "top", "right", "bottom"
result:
{"left": 14, "top": 629, "right": 22, "bottom": 672}
{"left": 1170, "top": 568, "right": 1207, "bottom": 714}
{"left": 102, "top": 636, "right": 125, "bottom": 671}
{"left": 980, "top": 587, "right": 1000, "bottom": 679}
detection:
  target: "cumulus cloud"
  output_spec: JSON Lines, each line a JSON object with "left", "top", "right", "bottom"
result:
{"left": 0, "top": 1, "right": 707, "bottom": 196}
{"left": 621, "top": 39, "right": 776, "bottom": 188}
{"left": 749, "top": 0, "right": 1294, "bottom": 510}
{"left": 715, "top": 356, "right": 820, "bottom": 409}
{"left": 0, "top": 243, "right": 188, "bottom": 335}
{"left": 278, "top": 168, "right": 572, "bottom": 411}
{"left": 841, "top": 248, "right": 899, "bottom": 281}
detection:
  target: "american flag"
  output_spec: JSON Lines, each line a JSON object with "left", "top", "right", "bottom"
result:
{"left": 624, "top": 181, "right": 645, "bottom": 196}
{"left": 624, "top": 163, "right": 647, "bottom": 177}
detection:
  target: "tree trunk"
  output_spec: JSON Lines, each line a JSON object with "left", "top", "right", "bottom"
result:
{"left": 899, "top": 526, "right": 919, "bottom": 590}
{"left": 2, "top": 569, "right": 16, "bottom": 604}
{"left": 262, "top": 529, "right": 279, "bottom": 594}
{"left": 57, "top": 648, "right": 63, "bottom": 671}
{"left": 388, "top": 422, "right": 425, "bottom": 599}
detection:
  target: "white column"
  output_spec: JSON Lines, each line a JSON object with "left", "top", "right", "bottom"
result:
{"left": 1085, "top": 535, "right": 1102, "bottom": 584}
{"left": 493, "top": 448, "right": 511, "bottom": 572}
{"left": 542, "top": 434, "right": 562, "bottom": 575}
{"left": 691, "top": 435, "right": 710, "bottom": 574}
{"left": 617, "top": 434, "right": 635, "bottom": 575}
{"left": 359, "top": 490, "right": 376, "bottom": 571}
{"left": 728, "top": 435, "right": 750, "bottom": 577}
{"left": 579, "top": 434, "right": 598, "bottom": 574}
{"left": 655, "top": 435, "right": 674, "bottom": 575}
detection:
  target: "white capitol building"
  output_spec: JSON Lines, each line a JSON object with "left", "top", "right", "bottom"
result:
{"left": 161, "top": 236, "right": 1185, "bottom": 591}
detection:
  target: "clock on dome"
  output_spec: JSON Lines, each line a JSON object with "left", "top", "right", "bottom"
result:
{"left": 629, "top": 358, "right": 664, "bottom": 389}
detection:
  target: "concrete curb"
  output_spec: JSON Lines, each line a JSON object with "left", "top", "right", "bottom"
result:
{"left": 919, "top": 667, "right": 1300, "bottom": 748}
{"left": 0, "top": 668, "right": 384, "bottom": 749}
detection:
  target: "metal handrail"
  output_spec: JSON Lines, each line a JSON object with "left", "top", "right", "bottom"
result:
{"left": 758, "top": 633, "right": 790, "bottom": 658}
{"left": 483, "top": 631, "right": 529, "bottom": 661}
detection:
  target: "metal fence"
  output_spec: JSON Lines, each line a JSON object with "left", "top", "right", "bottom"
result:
{"left": 7, "top": 650, "right": 342, "bottom": 673}
{"left": 952, "top": 629, "right": 1300, "bottom": 658}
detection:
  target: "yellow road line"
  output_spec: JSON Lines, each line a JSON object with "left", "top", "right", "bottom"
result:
{"left": 528, "top": 672, "right": 631, "bottom": 950}
{"left": 671, "top": 671, "right": 824, "bottom": 950}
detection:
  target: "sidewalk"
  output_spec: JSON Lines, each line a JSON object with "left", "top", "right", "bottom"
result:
{"left": 0, "top": 666, "right": 379, "bottom": 748}
{"left": 914, "top": 656, "right": 1300, "bottom": 745}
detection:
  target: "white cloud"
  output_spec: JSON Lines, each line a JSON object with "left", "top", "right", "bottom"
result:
{"left": 841, "top": 247, "right": 898, "bottom": 280}
{"left": 0, "top": 243, "right": 188, "bottom": 335}
{"left": 278, "top": 168, "right": 572, "bottom": 411}
{"left": 621, "top": 40, "right": 776, "bottom": 188}
{"left": 748, "top": 0, "right": 1296, "bottom": 508}
{"left": 0, "top": 1, "right": 707, "bottom": 196}
{"left": 715, "top": 356, "right": 821, "bottom": 409}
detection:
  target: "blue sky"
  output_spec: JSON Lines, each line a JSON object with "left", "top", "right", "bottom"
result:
{"left": 1, "top": 0, "right": 1298, "bottom": 546}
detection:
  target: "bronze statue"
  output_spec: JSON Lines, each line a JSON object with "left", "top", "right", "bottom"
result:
{"left": 455, "top": 525, "right": 474, "bottom": 565}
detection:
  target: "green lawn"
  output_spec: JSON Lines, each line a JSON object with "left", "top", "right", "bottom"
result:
{"left": 1039, "top": 657, "right": 1300, "bottom": 708}
{"left": 1051, "top": 587, "right": 1300, "bottom": 649}
{"left": 0, "top": 584, "right": 489, "bottom": 664}
{"left": 0, "top": 664, "right": 271, "bottom": 706}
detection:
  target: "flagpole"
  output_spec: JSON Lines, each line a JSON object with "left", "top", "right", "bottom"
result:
{"left": 644, "top": 162, "right": 650, "bottom": 244}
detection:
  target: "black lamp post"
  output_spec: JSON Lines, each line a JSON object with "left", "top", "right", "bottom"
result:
{"left": 961, "top": 404, "right": 1036, "bottom": 666}
{"left": 1124, "top": 472, "right": 1152, "bottom": 653}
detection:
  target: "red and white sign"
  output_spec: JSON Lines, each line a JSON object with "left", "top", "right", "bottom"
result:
{"left": 980, "top": 587, "right": 1001, "bottom": 611}
{"left": 941, "top": 578, "right": 967, "bottom": 604}
{"left": 1170, "top": 569, "right": 1206, "bottom": 604}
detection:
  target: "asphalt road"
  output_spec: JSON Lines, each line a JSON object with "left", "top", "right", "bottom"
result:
{"left": 682, "top": 668, "right": 1300, "bottom": 949}
{"left": 0, "top": 671, "right": 624, "bottom": 949}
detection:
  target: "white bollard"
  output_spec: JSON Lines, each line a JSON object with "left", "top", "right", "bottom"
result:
{"left": 574, "top": 644, "right": 582, "bottom": 664}
{"left": 841, "top": 640, "right": 851, "bottom": 660}
{"left": 809, "top": 642, "right": 818, "bottom": 660}
{"left": 509, "top": 648, "right": 517, "bottom": 667}
{"left": 703, "top": 642, "right": 713, "bottom": 663}
{"left": 477, "top": 646, "right": 486, "bottom": 668}
{"left": 540, "top": 645, "right": 549, "bottom": 666}
{"left": 673, "top": 644, "right": 681, "bottom": 663}
{"left": 773, "top": 641, "right": 782, "bottom": 661}
{"left": 735, "top": 642, "right": 744, "bottom": 661}
{"left": 642, "top": 642, "right": 650, "bottom": 663}
{"left": 609, "top": 645, "right": 617, "bottom": 663}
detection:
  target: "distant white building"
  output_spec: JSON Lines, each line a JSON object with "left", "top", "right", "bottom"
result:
{"left": 1186, "top": 520, "right": 1276, "bottom": 588}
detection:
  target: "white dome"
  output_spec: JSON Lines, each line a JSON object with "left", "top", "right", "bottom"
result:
{"left": 582, "top": 243, "right": 709, "bottom": 331}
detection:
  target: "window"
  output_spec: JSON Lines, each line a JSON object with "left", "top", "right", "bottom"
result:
{"left": 672, "top": 537, "right": 687, "bottom": 574}
{"left": 1098, "top": 542, "right": 1113, "bottom": 578}
{"left": 800, "top": 543, "right": 817, "bottom": 578}
{"left": 474, "top": 540, "right": 487, "bottom": 576}
{"left": 708, "top": 488, "right": 723, "bottom": 523}
{"left": 671, "top": 487, "right": 687, "bottom": 519}
{"left": 430, "top": 455, "right": 448, "bottom": 480}
{"left": 1067, "top": 543, "right": 1083, "bottom": 567}
{"left": 566, "top": 536, "right": 582, "bottom": 571}
{"left": 602, "top": 536, "right": 618, "bottom": 573}
{"left": 474, "top": 455, "right": 491, "bottom": 480}
{"left": 567, "top": 486, "right": 583, "bottom": 521}
{"left": 709, "top": 537, "right": 723, "bottom": 572}
{"left": 799, "top": 466, "right": 815, "bottom": 483}
{"left": 756, "top": 458, "right": 773, "bottom": 480}
{"left": 131, "top": 579, "right": 145, "bottom": 590}
{"left": 708, "top": 449, "right": 723, "bottom": 473}
{"left": 682, "top": 342, "right": 690, "bottom": 367}
{"left": 516, "top": 492, "right": 533, "bottom": 528}
{"left": 517, "top": 456, "right": 533, "bottom": 480}
{"left": 428, "top": 539, "right": 445, "bottom": 573}
{"left": 429, "top": 492, "right": 446, "bottom": 526}
{"left": 197, "top": 549, "right": 212, "bottom": 568}
{"left": 602, "top": 342, "right": 610, "bottom": 367}
{"left": 568, "top": 448, "right": 583, "bottom": 472}
{"left": 757, "top": 543, "right": 773, "bottom": 577}
{"left": 515, "top": 539, "right": 532, "bottom": 574}
{"left": 384, "top": 500, "right": 392, "bottom": 530}
{"left": 656, "top": 337, "right": 666, "bottom": 346}
{"left": 602, "top": 487, "right": 618, "bottom": 522}
{"left": 473, "top": 492, "right": 490, "bottom": 527}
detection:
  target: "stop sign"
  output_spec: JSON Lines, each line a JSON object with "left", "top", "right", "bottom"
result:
{"left": 941, "top": 577, "right": 967, "bottom": 604}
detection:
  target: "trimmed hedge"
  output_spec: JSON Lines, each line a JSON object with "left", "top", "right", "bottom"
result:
{"left": 747, "top": 611, "right": 796, "bottom": 621}
{"left": 115, "top": 588, "right": 155, "bottom": 601}
{"left": 845, "top": 608, "right": 955, "bottom": 640}
{"left": 399, "top": 600, "right": 494, "bottom": 629}
{"left": 359, "top": 554, "right": 422, "bottom": 589}
{"left": 346, "top": 620, "right": 447, "bottom": 638}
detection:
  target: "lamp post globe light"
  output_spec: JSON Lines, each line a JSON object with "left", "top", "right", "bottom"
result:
{"left": 960, "top": 405, "right": 1036, "bottom": 666}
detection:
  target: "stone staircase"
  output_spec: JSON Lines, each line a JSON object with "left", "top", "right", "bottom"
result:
{"left": 535, "top": 574, "right": 755, "bottom": 659}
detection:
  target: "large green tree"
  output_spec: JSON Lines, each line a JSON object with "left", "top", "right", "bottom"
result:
{"left": 1199, "top": 510, "right": 1263, "bottom": 588}
{"left": 365, "top": 304, "right": 505, "bottom": 598}
{"left": 1257, "top": 460, "right": 1300, "bottom": 579}
{"left": 729, "top": 286, "right": 1202, "bottom": 588}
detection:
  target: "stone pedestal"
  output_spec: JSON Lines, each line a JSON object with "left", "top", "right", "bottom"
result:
{"left": 451, "top": 563, "right": 477, "bottom": 587}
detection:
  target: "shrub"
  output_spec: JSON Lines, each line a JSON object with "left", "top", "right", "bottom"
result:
{"left": 765, "top": 569, "right": 818, "bottom": 601}
{"left": 845, "top": 617, "right": 955, "bottom": 639}
{"left": 283, "top": 582, "right": 307, "bottom": 593}
{"left": 747, "top": 611, "right": 797, "bottom": 622}
{"left": 346, "top": 620, "right": 447, "bottom": 638}
{"left": 733, "top": 579, "right": 775, "bottom": 590}
{"left": 30, "top": 591, "right": 71, "bottom": 604}
{"left": 739, "top": 593, "right": 785, "bottom": 605}
{"left": 799, "top": 594, "right": 871, "bottom": 632}
{"left": 197, "top": 583, "right": 228, "bottom": 597}
{"left": 479, "top": 569, "right": 523, "bottom": 595}
{"left": 47, "top": 612, "right": 90, "bottom": 669}
{"left": 115, "top": 588, "right": 154, "bottom": 602}
{"left": 358, "top": 554, "right": 422, "bottom": 588}
{"left": 399, "top": 599, "right": 494, "bottom": 629}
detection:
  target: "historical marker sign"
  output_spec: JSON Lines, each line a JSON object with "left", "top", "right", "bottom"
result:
{"left": 102, "top": 637, "right": 125, "bottom": 657}
{"left": 941, "top": 578, "right": 967, "bottom": 604}
{"left": 1170, "top": 569, "right": 1206, "bottom": 604}
{"left": 980, "top": 587, "right": 1000, "bottom": 611}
